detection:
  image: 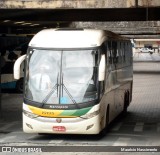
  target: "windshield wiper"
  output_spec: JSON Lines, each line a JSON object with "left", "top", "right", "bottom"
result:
{"left": 61, "top": 73, "right": 77, "bottom": 104}
{"left": 42, "top": 73, "right": 59, "bottom": 104}
{"left": 41, "top": 73, "right": 77, "bottom": 105}
{"left": 42, "top": 84, "right": 58, "bottom": 103}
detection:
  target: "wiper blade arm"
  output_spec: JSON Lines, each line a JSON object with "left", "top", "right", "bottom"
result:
{"left": 61, "top": 73, "right": 77, "bottom": 104}
{"left": 62, "top": 84, "right": 77, "bottom": 104}
{"left": 42, "top": 73, "right": 59, "bottom": 104}
{"left": 42, "top": 84, "right": 58, "bottom": 103}
{"left": 41, "top": 73, "right": 78, "bottom": 105}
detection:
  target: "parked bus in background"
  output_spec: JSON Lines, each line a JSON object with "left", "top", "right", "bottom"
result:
{"left": 1, "top": 42, "right": 28, "bottom": 92}
{"left": 14, "top": 28, "right": 133, "bottom": 135}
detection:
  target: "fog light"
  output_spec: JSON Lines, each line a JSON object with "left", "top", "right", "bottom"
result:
{"left": 86, "top": 124, "right": 94, "bottom": 130}
{"left": 26, "top": 123, "right": 33, "bottom": 129}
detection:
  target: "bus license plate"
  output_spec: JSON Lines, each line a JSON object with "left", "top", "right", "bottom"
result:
{"left": 53, "top": 126, "right": 66, "bottom": 132}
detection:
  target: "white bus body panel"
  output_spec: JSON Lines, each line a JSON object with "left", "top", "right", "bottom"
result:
{"left": 23, "top": 113, "right": 101, "bottom": 134}
{"left": 29, "top": 29, "right": 108, "bottom": 48}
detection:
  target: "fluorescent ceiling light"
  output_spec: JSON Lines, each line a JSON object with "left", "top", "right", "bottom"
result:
{"left": 21, "top": 23, "right": 32, "bottom": 25}
{"left": 30, "top": 24, "right": 40, "bottom": 26}
{"left": 3, "top": 20, "right": 11, "bottom": 22}
{"left": 14, "top": 21, "right": 25, "bottom": 24}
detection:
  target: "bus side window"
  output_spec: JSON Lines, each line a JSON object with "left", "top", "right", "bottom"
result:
{"left": 128, "top": 42, "right": 132, "bottom": 65}
{"left": 112, "top": 41, "right": 117, "bottom": 64}
{"left": 129, "top": 42, "right": 133, "bottom": 64}
{"left": 117, "top": 41, "right": 123, "bottom": 68}
{"left": 107, "top": 41, "right": 113, "bottom": 64}
{"left": 125, "top": 42, "right": 129, "bottom": 65}
{"left": 122, "top": 42, "right": 126, "bottom": 63}
{"left": 117, "top": 41, "right": 121, "bottom": 64}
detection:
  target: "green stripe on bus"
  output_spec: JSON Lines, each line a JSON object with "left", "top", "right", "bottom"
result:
{"left": 60, "top": 107, "right": 92, "bottom": 116}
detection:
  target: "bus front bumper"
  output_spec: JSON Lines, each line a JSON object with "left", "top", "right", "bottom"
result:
{"left": 23, "top": 114, "right": 102, "bottom": 134}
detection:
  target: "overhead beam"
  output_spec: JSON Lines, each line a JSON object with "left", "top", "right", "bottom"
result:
{"left": 0, "top": 7, "right": 160, "bottom": 21}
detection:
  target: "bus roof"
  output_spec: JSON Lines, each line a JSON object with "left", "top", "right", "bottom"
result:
{"left": 29, "top": 28, "right": 128, "bottom": 49}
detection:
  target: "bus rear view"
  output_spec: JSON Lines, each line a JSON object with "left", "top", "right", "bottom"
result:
{"left": 14, "top": 28, "right": 133, "bottom": 135}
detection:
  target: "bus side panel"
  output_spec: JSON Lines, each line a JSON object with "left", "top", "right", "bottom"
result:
{"left": 102, "top": 65, "right": 133, "bottom": 126}
{"left": 116, "top": 65, "right": 133, "bottom": 114}
{"left": 99, "top": 90, "right": 114, "bottom": 130}
{"left": 103, "top": 69, "right": 117, "bottom": 125}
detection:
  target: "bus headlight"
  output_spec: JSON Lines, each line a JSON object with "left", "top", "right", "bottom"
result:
{"left": 81, "top": 110, "right": 99, "bottom": 119}
{"left": 23, "top": 110, "right": 39, "bottom": 119}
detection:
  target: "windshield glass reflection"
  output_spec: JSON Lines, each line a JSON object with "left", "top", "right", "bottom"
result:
{"left": 25, "top": 49, "right": 98, "bottom": 104}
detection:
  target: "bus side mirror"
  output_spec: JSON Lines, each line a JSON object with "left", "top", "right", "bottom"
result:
{"left": 98, "top": 54, "right": 106, "bottom": 81}
{"left": 14, "top": 54, "right": 26, "bottom": 79}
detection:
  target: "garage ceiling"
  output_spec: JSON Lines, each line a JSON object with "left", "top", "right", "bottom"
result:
{"left": 0, "top": 7, "right": 160, "bottom": 35}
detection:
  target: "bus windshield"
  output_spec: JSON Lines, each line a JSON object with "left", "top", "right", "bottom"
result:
{"left": 25, "top": 49, "right": 99, "bottom": 105}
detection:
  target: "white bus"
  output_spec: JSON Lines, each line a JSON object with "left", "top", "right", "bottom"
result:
{"left": 14, "top": 28, "right": 133, "bottom": 135}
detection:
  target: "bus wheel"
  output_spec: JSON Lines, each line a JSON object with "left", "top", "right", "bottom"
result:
{"left": 16, "top": 78, "right": 23, "bottom": 93}
{"left": 123, "top": 91, "right": 129, "bottom": 114}
{"left": 100, "top": 106, "right": 109, "bottom": 136}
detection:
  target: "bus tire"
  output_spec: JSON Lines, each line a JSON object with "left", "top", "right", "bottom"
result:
{"left": 123, "top": 91, "right": 129, "bottom": 114}
{"left": 100, "top": 106, "right": 109, "bottom": 136}
{"left": 16, "top": 78, "right": 24, "bottom": 93}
